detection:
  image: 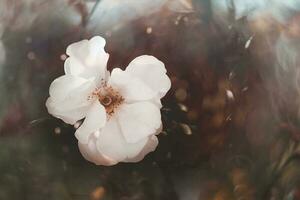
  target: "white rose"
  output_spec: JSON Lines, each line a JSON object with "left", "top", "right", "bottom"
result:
{"left": 46, "top": 36, "right": 171, "bottom": 165}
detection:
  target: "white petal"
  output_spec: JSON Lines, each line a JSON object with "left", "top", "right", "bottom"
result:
{"left": 65, "top": 36, "right": 109, "bottom": 83}
{"left": 46, "top": 75, "right": 95, "bottom": 124}
{"left": 66, "top": 39, "right": 90, "bottom": 61}
{"left": 88, "top": 36, "right": 107, "bottom": 60}
{"left": 152, "top": 97, "right": 162, "bottom": 108}
{"left": 117, "top": 101, "right": 161, "bottom": 143}
{"left": 49, "top": 75, "right": 88, "bottom": 102}
{"left": 108, "top": 68, "right": 156, "bottom": 102}
{"left": 124, "top": 135, "right": 158, "bottom": 163}
{"left": 46, "top": 98, "right": 90, "bottom": 124}
{"left": 155, "top": 124, "right": 163, "bottom": 135}
{"left": 64, "top": 57, "right": 85, "bottom": 76}
{"left": 96, "top": 118, "right": 148, "bottom": 162}
{"left": 78, "top": 132, "right": 118, "bottom": 166}
{"left": 126, "top": 55, "right": 171, "bottom": 98}
{"left": 75, "top": 102, "right": 107, "bottom": 144}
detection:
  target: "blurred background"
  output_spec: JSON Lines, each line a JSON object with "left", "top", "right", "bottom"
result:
{"left": 1, "top": 0, "right": 300, "bottom": 199}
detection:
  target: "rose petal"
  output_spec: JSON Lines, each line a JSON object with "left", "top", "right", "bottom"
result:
{"left": 66, "top": 39, "right": 89, "bottom": 60}
{"left": 117, "top": 101, "right": 161, "bottom": 143}
{"left": 64, "top": 57, "right": 85, "bottom": 76}
{"left": 65, "top": 36, "right": 109, "bottom": 84}
{"left": 152, "top": 97, "right": 162, "bottom": 108}
{"left": 124, "top": 135, "right": 158, "bottom": 163}
{"left": 49, "top": 75, "right": 88, "bottom": 101}
{"left": 96, "top": 117, "right": 148, "bottom": 162}
{"left": 75, "top": 101, "right": 107, "bottom": 144}
{"left": 78, "top": 132, "right": 118, "bottom": 166}
{"left": 46, "top": 75, "right": 95, "bottom": 124}
{"left": 155, "top": 124, "right": 163, "bottom": 135}
{"left": 46, "top": 98, "right": 90, "bottom": 124}
{"left": 126, "top": 55, "right": 171, "bottom": 98}
{"left": 108, "top": 68, "right": 156, "bottom": 102}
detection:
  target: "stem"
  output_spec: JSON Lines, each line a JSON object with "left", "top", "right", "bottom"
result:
{"left": 85, "top": 0, "right": 102, "bottom": 26}
{"left": 80, "top": 0, "right": 102, "bottom": 38}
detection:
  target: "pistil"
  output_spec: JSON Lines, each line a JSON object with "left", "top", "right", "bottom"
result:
{"left": 89, "top": 86, "right": 124, "bottom": 116}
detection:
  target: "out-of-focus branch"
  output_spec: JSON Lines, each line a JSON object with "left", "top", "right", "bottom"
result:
{"left": 83, "top": 0, "right": 101, "bottom": 27}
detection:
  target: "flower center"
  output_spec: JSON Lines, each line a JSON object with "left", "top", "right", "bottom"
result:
{"left": 90, "top": 86, "right": 124, "bottom": 116}
{"left": 101, "top": 96, "right": 112, "bottom": 106}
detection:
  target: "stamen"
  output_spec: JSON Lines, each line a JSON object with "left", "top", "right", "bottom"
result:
{"left": 101, "top": 96, "right": 112, "bottom": 106}
{"left": 90, "top": 85, "right": 124, "bottom": 116}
